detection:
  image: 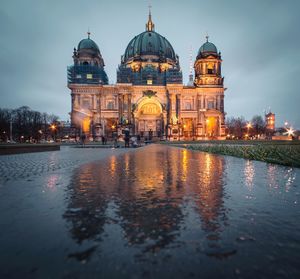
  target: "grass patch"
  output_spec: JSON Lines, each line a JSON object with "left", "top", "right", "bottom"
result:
{"left": 169, "top": 142, "right": 300, "bottom": 168}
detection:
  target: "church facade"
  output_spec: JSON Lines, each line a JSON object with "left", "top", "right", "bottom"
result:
{"left": 68, "top": 12, "right": 226, "bottom": 140}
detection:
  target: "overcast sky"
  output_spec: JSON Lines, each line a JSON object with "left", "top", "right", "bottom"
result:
{"left": 1, "top": 0, "right": 299, "bottom": 128}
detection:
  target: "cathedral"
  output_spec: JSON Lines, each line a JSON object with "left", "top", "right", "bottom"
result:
{"left": 68, "top": 11, "right": 226, "bottom": 140}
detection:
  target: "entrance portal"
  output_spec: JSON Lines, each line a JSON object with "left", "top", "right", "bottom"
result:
{"left": 206, "top": 116, "right": 219, "bottom": 137}
{"left": 135, "top": 100, "right": 163, "bottom": 138}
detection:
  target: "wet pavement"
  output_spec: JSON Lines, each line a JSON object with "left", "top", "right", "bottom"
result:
{"left": 0, "top": 145, "right": 300, "bottom": 278}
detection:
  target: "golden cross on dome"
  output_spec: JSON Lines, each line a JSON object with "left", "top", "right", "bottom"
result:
{"left": 148, "top": 0, "right": 152, "bottom": 15}
{"left": 87, "top": 28, "right": 91, "bottom": 39}
{"left": 146, "top": 0, "right": 154, "bottom": 31}
{"left": 206, "top": 33, "right": 209, "bottom": 42}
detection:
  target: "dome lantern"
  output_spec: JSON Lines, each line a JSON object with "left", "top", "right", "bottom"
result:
{"left": 146, "top": 4, "right": 155, "bottom": 31}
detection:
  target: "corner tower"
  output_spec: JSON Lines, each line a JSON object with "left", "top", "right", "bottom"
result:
{"left": 68, "top": 32, "right": 108, "bottom": 140}
{"left": 194, "top": 36, "right": 223, "bottom": 87}
{"left": 68, "top": 32, "right": 108, "bottom": 85}
{"left": 193, "top": 36, "right": 226, "bottom": 139}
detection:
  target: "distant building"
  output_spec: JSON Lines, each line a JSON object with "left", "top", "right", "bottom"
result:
{"left": 68, "top": 10, "right": 226, "bottom": 140}
{"left": 265, "top": 112, "right": 275, "bottom": 131}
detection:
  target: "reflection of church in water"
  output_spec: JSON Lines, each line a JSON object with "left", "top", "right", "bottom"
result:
{"left": 64, "top": 146, "right": 226, "bottom": 250}
{"left": 68, "top": 10, "right": 226, "bottom": 140}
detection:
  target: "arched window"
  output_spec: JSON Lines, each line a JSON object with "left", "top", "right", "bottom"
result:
{"left": 207, "top": 63, "right": 214, "bottom": 74}
{"left": 83, "top": 61, "right": 89, "bottom": 66}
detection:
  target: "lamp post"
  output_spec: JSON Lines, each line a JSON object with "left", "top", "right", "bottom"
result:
{"left": 10, "top": 116, "right": 13, "bottom": 142}
{"left": 246, "top": 122, "right": 252, "bottom": 139}
{"left": 38, "top": 130, "right": 43, "bottom": 143}
{"left": 50, "top": 124, "right": 56, "bottom": 141}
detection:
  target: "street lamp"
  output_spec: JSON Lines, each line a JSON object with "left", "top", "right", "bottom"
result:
{"left": 285, "top": 127, "right": 295, "bottom": 137}
{"left": 246, "top": 122, "right": 252, "bottom": 139}
{"left": 50, "top": 124, "right": 56, "bottom": 141}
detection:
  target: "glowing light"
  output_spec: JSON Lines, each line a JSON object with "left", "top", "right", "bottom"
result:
{"left": 181, "top": 149, "right": 188, "bottom": 181}
{"left": 110, "top": 155, "right": 116, "bottom": 175}
{"left": 111, "top": 124, "right": 116, "bottom": 129}
{"left": 244, "top": 160, "right": 254, "bottom": 189}
{"left": 246, "top": 123, "right": 252, "bottom": 129}
{"left": 285, "top": 127, "right": 295, "bottom": 137}
{"left": 50, "top": 124, "right": 56, "bottom": 130}
{"left": 82, "top": 118, "right": 90, "bottom": 133}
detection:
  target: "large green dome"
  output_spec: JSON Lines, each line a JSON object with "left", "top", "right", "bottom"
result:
{"left": 77, "top": 38, "right": 100, "bottom": 53}
{"left": 123, "top": 30, "right": 176, "bottom": 63}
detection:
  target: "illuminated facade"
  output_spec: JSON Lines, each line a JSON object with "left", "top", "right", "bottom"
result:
{"left": 265, "top": 112, "right": 275, "bottom": 131}
{"left": 68, "top": 11, "right": 226, "bottom": 140}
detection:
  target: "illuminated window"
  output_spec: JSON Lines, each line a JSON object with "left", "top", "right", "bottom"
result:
{"left": 76, "top": 74, "right": 81, "bottom": 78}
{"left": 147, "top": 79, "right": 153, "bottom": 85}
{"left": 207, "top": 63, "right": 214, "bottom": 74}
{"left": 87, "top": 74, "right": 93, "bottom": 79}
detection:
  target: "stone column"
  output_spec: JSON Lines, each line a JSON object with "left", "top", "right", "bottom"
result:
{"left": 118, "top": 94, "right": 122, "bottom": 123}
{"left": 128, "top": 94, "right": 131, "bottom": 122}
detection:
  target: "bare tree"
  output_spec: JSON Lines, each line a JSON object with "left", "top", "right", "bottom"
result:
{"left": 251, "top": 115, "right": 266, "bottom": 136}
{"left": 0, "top": 106, "right": 59, "bottom": 142}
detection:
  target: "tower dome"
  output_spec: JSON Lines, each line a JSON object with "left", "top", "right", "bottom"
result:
{"left": 68, "top": 31, "right": 108, "bottom": 85}
{"left": 77, "top": 32, "right": 100, "bottom": 54}
{"left": 78, "top": 38, "right": 100, "bottom": 52}
{"left": 197, "top": 36, "right": 218, "bottom": 59}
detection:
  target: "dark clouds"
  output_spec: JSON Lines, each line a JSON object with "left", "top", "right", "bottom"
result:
{"left": 0, "top": 0, "right": 299, "bottom": 128}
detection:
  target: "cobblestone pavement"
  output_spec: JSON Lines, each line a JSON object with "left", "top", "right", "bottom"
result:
{"left": 0, "top": 146, "right": 129, "bottom": 186}
{"left": 0, "top": 145, "right": 299, "bottom": 279}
